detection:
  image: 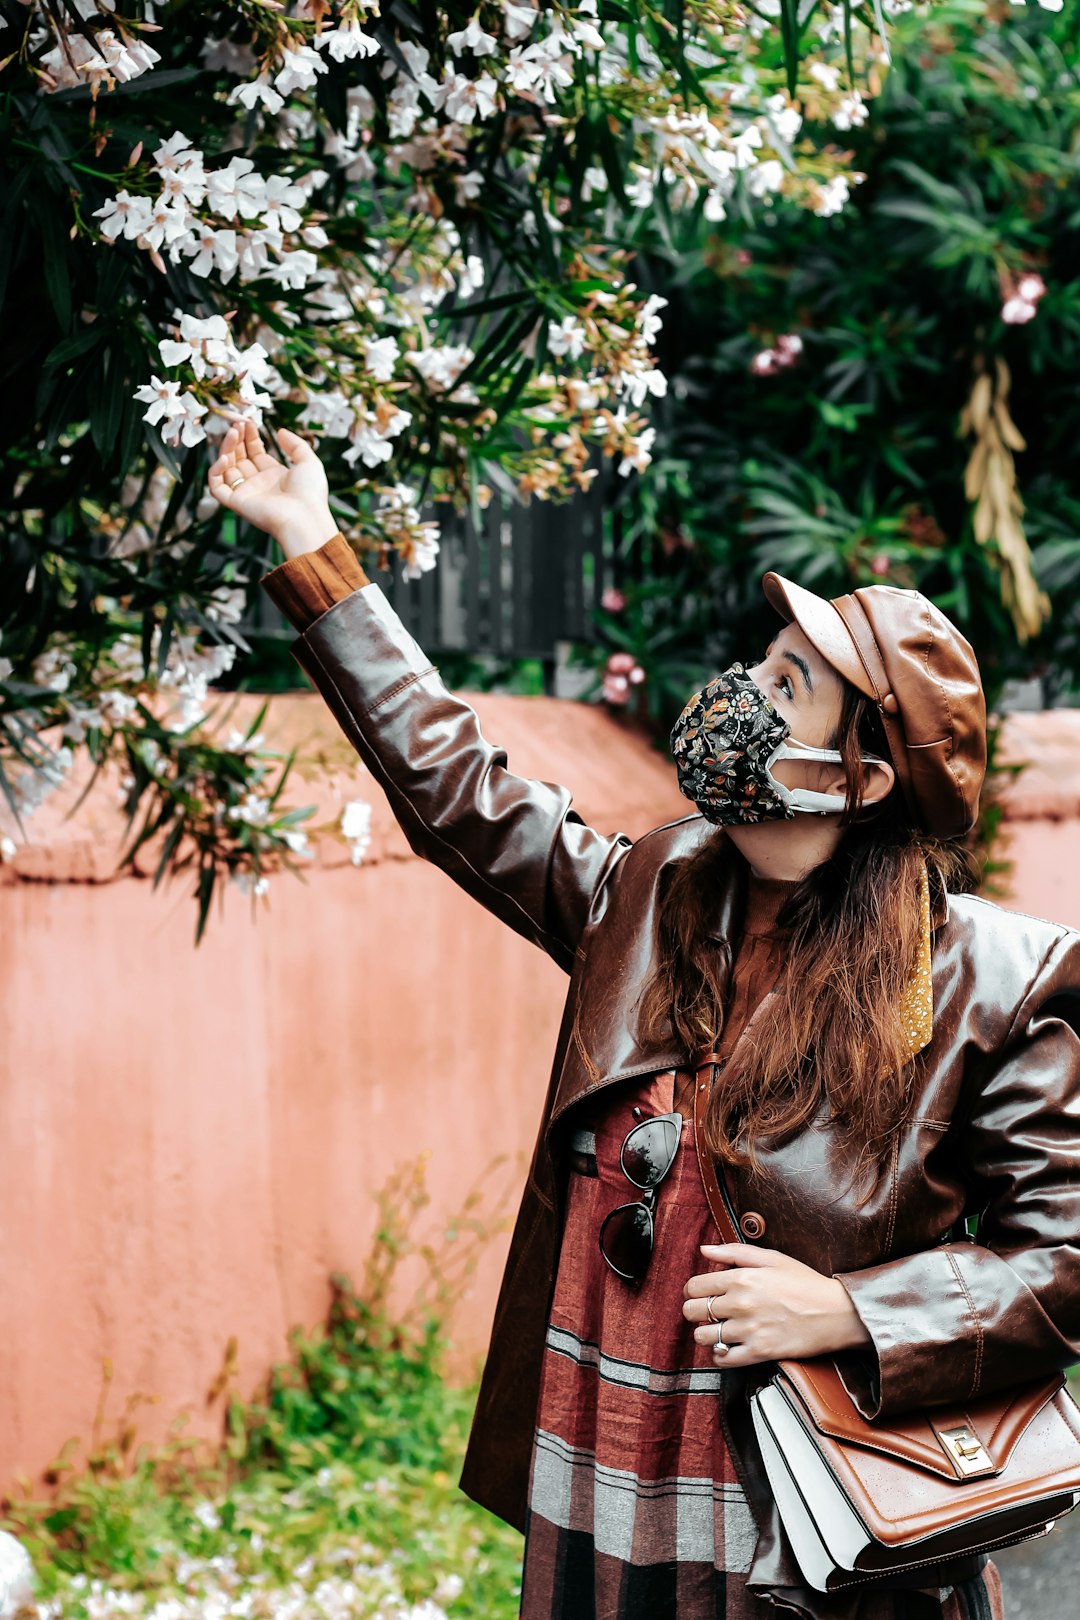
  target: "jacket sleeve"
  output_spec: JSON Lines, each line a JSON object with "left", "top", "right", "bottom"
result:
{"left": 261, "top": 530, "right": 370, "bottom": 629}
{"left": 271, "top": 573, "right": 634, "bottom": 975}
{"left": 831, "top": 927, "right": 1080, "bottom": 1419}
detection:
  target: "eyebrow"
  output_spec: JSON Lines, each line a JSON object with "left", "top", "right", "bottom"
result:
{"left": 783, "top": 650, "right": 814, "bottom": 696}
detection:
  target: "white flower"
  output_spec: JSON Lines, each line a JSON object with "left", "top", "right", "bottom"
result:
{"left": 264, "top": 249, "right": 319, "bottom": 291}
{"left": 315, "top": 21, "right": 380, "bottom": 62}
{"left": 548, "top": 316, "right": 586, "bottom": 360}
{"left": 138, "top": 198, "right": 191, "bottom": 252}
{"left": 442, "top": 71, "right": 499, "bottom": 124}
{"left": 0, "top": 1530, "right": 35, "bottom": 1612}
{"left": 228, "top": 74, "right": 285, "bottom": 115}
{"left": 457, "top": 253, "right": 485, "bottom": 297}
{"left": 503, "top": 2, "right": 538, "bottom": 41}
{"left": 638, "top": 293, "right": 668, "bottom": 347}
{"left": 1002, "top": 296, "right": 1037, "bottom": 325}
{"left": 93, "top": 190, "right": 152, "bottom": 241}
{"left": 454, "top": 169, "right": 484, "bottom": 205}
{"left": 448, "top": 18, "right": 499, "bottom": 56}
{"left": 300, "top": 389, "right": 355, "bottom": 438}
{"left": 732, "top": 124, "right": 763, "bottom": 169}
{"left": 409, "top": 344, "right": 475, "bottom": 391}
{"left": 133, "top": 376, "right": 185, "bottom": 425}
{"left": 260, "top": 174, "right": 307, "bottom": 234}
{"left": 809, "top": 61, "right": 840, "bottom": 92}
{"left": 160, "top": 392, "right": 209, "bottom": 449}
{"left": 206, "top": 157, "right": 267, "bottom": 221}
{"left": 618, "top": 425, "right": 656, "bottom": 476}
{"left": 766, "top": 93, "right": 802, "bottom": 145}
{"left": 363, "top": 336, "right": 400, "bottom": 381}
{"left": 833, "top": 92, "right": 868, "bottom": 131}
{"left": 747, "top": 159, "right": 785, "bottom": 200}
{"left": 572, "top": 16, "right": 605, "bottom": 50}
{"left": 388, "top": 81, "right": 423, "bottom": 138}
{"left": 274, "top": 45, "right": 329, "bottom": 96}
{"left": 341, "top": 799, "right": 373, "bottom": 865}
{"left": 180, "top": 224, "right": 240, "bottom": 281}
{"left": 813, "top": 175, "right": 850, "bottom": 217}
{"left": 626, "top": 165, "right": 655, "bottom": 209}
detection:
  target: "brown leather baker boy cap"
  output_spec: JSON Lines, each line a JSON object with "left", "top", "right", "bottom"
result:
{"left": 762, "top": 572, "right": 988, "bottom": 839}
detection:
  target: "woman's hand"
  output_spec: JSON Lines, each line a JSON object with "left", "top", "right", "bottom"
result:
{"left": 207, "top": 418, "right": 340, "bottom": 559}
{"left": 683, "top": 1242, "right": 873, "bottom": 1367}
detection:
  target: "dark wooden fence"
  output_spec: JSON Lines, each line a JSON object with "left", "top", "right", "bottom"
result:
{"left": 244, "top": 464, "right": 647, "bottom": 693}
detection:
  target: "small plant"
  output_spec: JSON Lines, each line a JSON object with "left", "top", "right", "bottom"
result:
{"left": 0, "top": 1152, "right": 525, "bottom": 1619}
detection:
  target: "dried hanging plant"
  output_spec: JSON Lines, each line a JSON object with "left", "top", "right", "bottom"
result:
{"left": 960, "top": 354, "right": 1049, "bottom": 643}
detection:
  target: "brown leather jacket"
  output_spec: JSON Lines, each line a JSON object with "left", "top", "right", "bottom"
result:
{"left": 285, "top": 578, "right": 1080, "bottom": 1616}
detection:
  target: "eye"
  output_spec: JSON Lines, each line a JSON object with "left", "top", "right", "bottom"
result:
{"left": 777, "top": 672, "right": 794, "bottom": 701}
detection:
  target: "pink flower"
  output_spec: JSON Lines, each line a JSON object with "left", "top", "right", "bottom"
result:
{"left": 775, "top": 333, "right": 803, "bottom": 363}
{"left": 601, "top": 587, "right": 627, "bottom": 613}
{"left": 607, "top": 651, "right": 636, "bottom": 674}
{"left": 602, "top": 673, "right": 630, "bottom": 704}
{"left": 869, "top": 554, "right": 890, "bottom": 578}
{"left": 628, "top": 665, "right": 646, "bottom": 685}
{"left": 750, "top": 350, "right": 779, "bottom": 375}
{"left": 1016, "top": 273, "right": 1046, "bottom": 304}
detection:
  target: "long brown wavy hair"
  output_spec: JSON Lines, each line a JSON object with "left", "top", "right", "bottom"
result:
{"left": 635, "top": 682, "right": 979, "bottom": 1185}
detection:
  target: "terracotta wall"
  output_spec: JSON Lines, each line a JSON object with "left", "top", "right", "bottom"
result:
{"left": 0, "top": 688, "right": 687, "bottom": 1496}
{"left": 1, "top": 690, "right": 1078, "bottom": 1496}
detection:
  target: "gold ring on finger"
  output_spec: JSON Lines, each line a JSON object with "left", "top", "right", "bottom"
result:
{"left": 706, "top": 1295, "right": 722, "bottom": 1324}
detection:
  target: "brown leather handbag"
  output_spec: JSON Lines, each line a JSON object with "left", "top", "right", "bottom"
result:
{"left": 690, "top": 1054, "right": 1080, "bottom": 1594}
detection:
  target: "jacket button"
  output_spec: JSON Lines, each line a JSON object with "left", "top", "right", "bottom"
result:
{"left": 740, "top": 1211, "right": 766, "bottom": 1240}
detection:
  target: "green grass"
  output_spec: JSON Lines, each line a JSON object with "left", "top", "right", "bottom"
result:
{"left": 0, "top": 1157, "right": 525, "bottom": 1619}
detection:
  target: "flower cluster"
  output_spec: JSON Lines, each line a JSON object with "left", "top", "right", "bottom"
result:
{"left": 750, "top": 332, "right": 805, "bottom": 376}
{"left": 2, "top": 0, "right": 898, "bottom": 926}
{"left": 1001, "top": 271, "right": 1047, "bottom": 326}
{"left": 602, "top": 650, "right": 646, "bottom": 707}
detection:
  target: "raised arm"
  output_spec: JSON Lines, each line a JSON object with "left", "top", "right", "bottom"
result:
{"left": 208, "top": 421, "right": 635, "bottom": 972}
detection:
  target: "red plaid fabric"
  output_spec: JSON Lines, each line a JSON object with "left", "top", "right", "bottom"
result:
{"left": 518, "top": 1068, "right": 1004, "bottom": 1620}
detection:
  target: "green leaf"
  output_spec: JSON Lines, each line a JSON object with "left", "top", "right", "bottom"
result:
{"left": 89, "top": 347, "right": 126, "bottom": 458}
{"left": 27, "top": 190, "right": 72, "bottom": 332}
{"left": 778, "top": 0, "right": 801, "bottom": 97}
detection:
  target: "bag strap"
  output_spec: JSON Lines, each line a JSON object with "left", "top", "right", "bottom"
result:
{"left": 690, "top": 1052, "right": 744, "bottom": 1247}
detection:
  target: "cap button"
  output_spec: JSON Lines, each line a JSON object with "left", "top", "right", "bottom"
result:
{"left": 882, "top": 693, "right": 900, "bottom": 716}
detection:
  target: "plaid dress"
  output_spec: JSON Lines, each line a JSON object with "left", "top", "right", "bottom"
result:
{"left": 518, "top": 874, "right": 1005, "bottom": 1620}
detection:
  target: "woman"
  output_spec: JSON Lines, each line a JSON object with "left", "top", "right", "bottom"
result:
{"left": 209, "top": 421, "right": 1080, "bottom": 1620}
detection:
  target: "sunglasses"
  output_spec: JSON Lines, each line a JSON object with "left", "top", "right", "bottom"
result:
{"left": 598, "top": 1110, "right": 684, "bottom": 1282}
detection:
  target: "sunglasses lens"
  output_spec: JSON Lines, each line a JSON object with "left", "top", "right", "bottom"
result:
{"left": 621, "top": 1114, "right": 681, "bottom": 1188}
{"left": 599, "top": 1201, "right": 654, "bottom": 1281}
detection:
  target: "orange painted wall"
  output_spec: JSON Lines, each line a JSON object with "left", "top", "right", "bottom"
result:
{"left": 1, "top": 692, "right": 1078, "bottom": 1496}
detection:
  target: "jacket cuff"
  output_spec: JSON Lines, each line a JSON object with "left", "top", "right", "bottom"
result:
{"left": 831, "top": 1243, "right": 982, "bottom": 1419}
{"left": 260, "top": 531, "right": 370, "bottom": 631}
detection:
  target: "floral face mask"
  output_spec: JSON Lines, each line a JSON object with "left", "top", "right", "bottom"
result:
{"left": 669, "top": 662, "right": 885, "bottom": 826}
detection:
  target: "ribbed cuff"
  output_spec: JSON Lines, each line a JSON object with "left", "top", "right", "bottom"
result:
{"left": 260, "top": 530, "right": 370, "bottom": 632}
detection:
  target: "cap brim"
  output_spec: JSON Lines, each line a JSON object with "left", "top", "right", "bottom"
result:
{"left": 761, "top": 572, "right": 876, "bottom": 700}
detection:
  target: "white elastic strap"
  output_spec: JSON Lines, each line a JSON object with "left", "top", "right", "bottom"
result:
{"left": 766, "top": 739, "right": 887, "bottom": 816}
